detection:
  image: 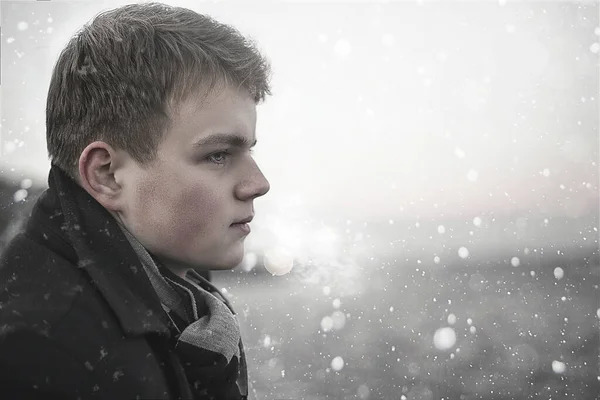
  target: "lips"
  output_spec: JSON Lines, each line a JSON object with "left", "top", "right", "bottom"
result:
{"left": 232, "top": 215, "right": 254, "bottom": 225}
{"left": 231, "top": 215, "right": 253, "bottom": 235}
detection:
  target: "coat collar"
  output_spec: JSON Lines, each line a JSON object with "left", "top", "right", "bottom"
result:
{"left": 25, "top": 166, "right": 171, "bottom": 337}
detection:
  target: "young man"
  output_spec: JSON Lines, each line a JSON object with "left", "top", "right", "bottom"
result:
{"left": 0, "top": 3, "right": 271, "bottom": 399}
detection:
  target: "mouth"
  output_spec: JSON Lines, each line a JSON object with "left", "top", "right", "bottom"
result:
{"left": 232, "top": 215, "right": 254, "bottom": 225}
{"left": 230, "top": 215, "right": 254, "bottom": 234}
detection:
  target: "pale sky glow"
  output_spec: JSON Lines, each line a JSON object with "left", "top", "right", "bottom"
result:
{"left": 1, "top": 0, "right": 598, "bottom": 222}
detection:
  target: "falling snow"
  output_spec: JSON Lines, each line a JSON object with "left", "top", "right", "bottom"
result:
{"left": 13, "top": 189, "right": 28, "bottom": 202}
{"left": 331, "top": 356, "right": 344, "bottom": 371}
{"left": 433, "top": 327, "right": 457, "bottom": 350}
{"left": 554, "top": 267, "right": 564, "bottom": 280}
{"left": 447, "top": 313, "right": 457, "bottom": 325}
{"left": 320, "top": 316, "right": 333, "bottom": 332}
{"left": 331, "top": 311, "right": 346, "bottom": 330}
{"left": 263, "top": 247, "right": 294, "bottom": 276}
{"left": 552, "top": 360, "right": 566, "bottom": 374}
{"left": 542, "top": 168, "right": 551, "bottom": 177}
{"left": 20, "top": 179, "right": 32, "bottom": 189}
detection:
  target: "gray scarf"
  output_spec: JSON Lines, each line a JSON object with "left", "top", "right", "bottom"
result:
{"left": 121, "top": 226, "right": 247, "bottom": 398}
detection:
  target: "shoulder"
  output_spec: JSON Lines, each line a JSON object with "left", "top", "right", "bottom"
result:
{"left": 0, "top": 326, "right": 98, "bottom": 398}
{"left": 0, "top": 238, "right": 163, "bottom": 398}
{"left": 0, "top": 232, "right": 91, "bottom": 332}
{"left": 0, "top": 323, "right": 172, "bottom": 399}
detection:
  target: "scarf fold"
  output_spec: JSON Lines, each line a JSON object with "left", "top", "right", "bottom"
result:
{"left": 120, "top": 226, "right": 248, "bottom": 399}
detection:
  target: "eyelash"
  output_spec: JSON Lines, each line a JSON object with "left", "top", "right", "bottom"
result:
{"left": 206, "top": 148, "right": 254, "bottom": 165}
{"left": 207, "top": 151, "right": 231, "bottom": 165}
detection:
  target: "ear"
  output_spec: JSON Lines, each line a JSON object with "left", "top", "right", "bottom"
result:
{"left": 78, "top": 141, "right": 125, "bottom": 211}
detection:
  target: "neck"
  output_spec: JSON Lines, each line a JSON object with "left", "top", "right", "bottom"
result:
{"left": 156, "top": 257, "right": 191, "bottom": 279}
{"left": 110, "top": 211, "right": 191, "bottom": 279}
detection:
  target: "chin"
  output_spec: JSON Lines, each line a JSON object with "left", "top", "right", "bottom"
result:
{"left": 158, "top": 252, "right": 241, "bottom": 275}
{"left": 197, "top": 249, "right": 245, "bottom": 271}
{"left": 215, "top": 254, "right": 245, "bottom": 270}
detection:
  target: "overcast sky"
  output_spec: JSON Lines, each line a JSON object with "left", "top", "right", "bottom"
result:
{"left": 1, "top": 0, "right": 598, "bottom": 222}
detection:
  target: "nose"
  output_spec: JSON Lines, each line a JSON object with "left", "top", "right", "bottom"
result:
{"left": 235, "top": 159, "right": 270, "bottom": 201}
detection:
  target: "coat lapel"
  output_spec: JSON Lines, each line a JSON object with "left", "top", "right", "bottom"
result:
{"left": 26, "top": 166, "right": 170, "bottom": 337}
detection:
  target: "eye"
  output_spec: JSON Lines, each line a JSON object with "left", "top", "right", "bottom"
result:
{"left": 206, "top": 151, "right": 230, "bottom": 165}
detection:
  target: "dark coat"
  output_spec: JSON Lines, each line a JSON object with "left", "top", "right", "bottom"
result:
{"left": 0, "top": 167, "right": 243, "bottom": 399}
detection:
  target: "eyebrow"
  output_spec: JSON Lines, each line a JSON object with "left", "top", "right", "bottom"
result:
{"left": 193, "top": 133, "right": 257, "bottom": 149}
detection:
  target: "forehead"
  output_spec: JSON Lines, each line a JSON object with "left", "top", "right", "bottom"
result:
{"left": 168, "top": 86, "right": 257, "bottom": 144}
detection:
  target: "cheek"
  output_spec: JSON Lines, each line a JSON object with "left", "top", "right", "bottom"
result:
{"left": 170, "top": 185, "right": 221, "bottom": 242}
{"left": 156, "top": 175, "right": 228, "bottom": 252}
{"left": 127, "top": 167, "right": 227, "bottom": 257}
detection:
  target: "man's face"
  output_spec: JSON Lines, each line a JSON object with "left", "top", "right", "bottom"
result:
{"left": 116, "top": 86, "right": 270, "bottom": 274}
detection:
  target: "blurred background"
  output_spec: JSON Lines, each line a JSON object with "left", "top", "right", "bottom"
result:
{"left": 1, "top": 0, "right": 599, "bottom": 399}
